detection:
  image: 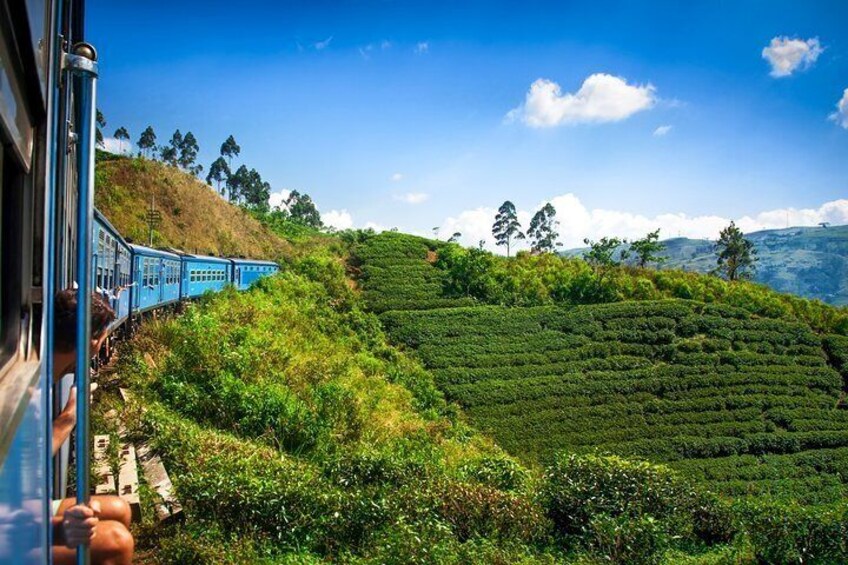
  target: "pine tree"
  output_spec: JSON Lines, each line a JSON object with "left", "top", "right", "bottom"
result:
{"left": 137, "top": 126, "right": 157, "bottom": 158}
{"left": 492, "top": 200, "right": 525, "bottom": 257}
{"left": 526, "top": 203, "right": 559, "bottom": 253}
{"left": 714, "top": 221, "right": 756, "bottom": 281}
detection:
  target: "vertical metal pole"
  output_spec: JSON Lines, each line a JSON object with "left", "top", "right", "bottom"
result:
{"left": 65, "top": 42, "right": 98, "bottom": 565}
{"left": 43, "top": 0, "right": 61, "bottom": 556}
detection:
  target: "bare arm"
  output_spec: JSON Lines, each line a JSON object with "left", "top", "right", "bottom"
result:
{"left": 52, "top": 387, "right": 76, "bottom": 456}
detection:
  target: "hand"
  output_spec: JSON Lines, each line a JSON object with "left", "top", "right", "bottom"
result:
{"left": 62, "top": 499, "right": 101, "bottom": 548}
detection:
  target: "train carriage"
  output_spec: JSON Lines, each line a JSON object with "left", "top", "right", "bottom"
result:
{"left": 93, "top": 210, "right": 131, "bottom": 327}
{"left": 181, "top": 254, "right": 232, "bottom": 298}
{"left": 129, "top": 244, "right": 181, "bottom": 313}
{"left": 230, "top": 258, "right": 280, "bottom": 291}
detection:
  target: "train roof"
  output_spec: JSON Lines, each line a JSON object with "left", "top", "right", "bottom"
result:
{"left": 229, "top": 258, "right": 279, "bottom": 267}
{"left": 180, "top": 253, "right": 231, "bottom": 264}
{"left": 128, "top": 243, "right": 181, "bottom": 259}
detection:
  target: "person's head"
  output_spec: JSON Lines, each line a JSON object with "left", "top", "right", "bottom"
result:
{"left": 53, "top": 289, "right": 115, "bottom": 378}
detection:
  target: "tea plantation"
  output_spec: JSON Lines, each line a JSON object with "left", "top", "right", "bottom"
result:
{"left": 355, "top": 232, "right": 848, "bottom": 506}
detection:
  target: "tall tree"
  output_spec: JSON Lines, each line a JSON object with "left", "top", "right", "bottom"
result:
{"left": 526, "top": 203, "right": 559, "bottom": 253}
{"left": 630, "top": 229, "right": 666, "bottom": 268}
{"left": 161, "top": 130, "right": 182, "bottom": 167}
{"left": 96, "top": 109, "right": 106, "bottom": 147}
{"left": 206, "top": 157, "right": 231, "bottom": 195}
{"left": 113, "top": 127, "right": 130, "bottom": 154}
{"left": 179, "top": 131, "right": 200, "bottom": 171}
{"left": 492, "top": 200, "right": 525, "bottom": 257}
{"left": 220, "top": 135, "right": 241, "bottom": 167}
{"left": 241, "top": 168, "right": 271, "bottom": 211}
{"left": 137, "top": 126, "right": 157, "bottom": 158}
{"left": 227, "top": 164, "right": 248, "bottom": 203}
{"left": 714, "top": 221, "right": 756, "bottom": 281}
{"left": 285, "top": 190, "right": 322, "bottom": 228}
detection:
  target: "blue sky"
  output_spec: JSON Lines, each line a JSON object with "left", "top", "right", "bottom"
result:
{"left": 89, "top": 0, "right": 848, "bottom": 249}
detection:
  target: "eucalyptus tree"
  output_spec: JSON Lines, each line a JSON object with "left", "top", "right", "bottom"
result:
{"left": 137, "top": 126, "right": 157, "bottom": 158}
{"left": 492, "top": 200, "right": 525, "bottom": 257}
{"left": 114, "top": 126, "right": 130, "bottom": 154}
{"left": 527, "top": 203, "right": 559, "bottom": 253}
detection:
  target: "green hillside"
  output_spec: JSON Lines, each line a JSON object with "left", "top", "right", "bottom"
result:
{"left": 563, "top": 225, "right": 848, "bottom": 306}
{"left": 91, "top": 161, "right": 848, "bottom": 563}
{"left": 353, "top": 232, "right": 848, "bottom": 508}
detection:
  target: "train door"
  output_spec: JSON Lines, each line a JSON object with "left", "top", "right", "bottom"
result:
{"left": 134, "top": 256, "right": 142, "bottom": 309}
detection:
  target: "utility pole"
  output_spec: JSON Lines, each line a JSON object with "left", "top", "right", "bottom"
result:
{"left": 145, "top": 195, "right": 162, "bottom": 246}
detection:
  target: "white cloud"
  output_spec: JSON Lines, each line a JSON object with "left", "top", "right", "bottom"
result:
{"left": 381, "top": 40, "right": 392, "bottom": 50}
{"left": 314, "top": 36, "right": 333, "bottom": 50}
{"left": 762, "top": 36, "right": 823, "bottom": 78}
{"left": 358, "top": 45, "right": 374, "bottom": 59}
{"left": 829, "top": 88, "right": 848, "bottom": 129}
{"left": 364, "top": 221, "right": 388, "bottom": 232}
{"left": 269, "top": 189, "right": 292, "bottom": 210}
{"left": 394, "top": 192, "right": 429, "bottom": 204}
{"left": 323, "top": 209, "right": 353, "bottom": 230}
{"left": 390, "top": 172, "right": 404, "bottom": 182}
{"left": 653, "top": 125, "right": 673, "bottom": 136}
{"left": 415, "top": 41, "right": 429, "bottom": 54}
{"left": 507, "top": 74, "right": 656, "bottom": 128}
{"left": 438, "top": 195, "right": 848, "bottom": 253}
{"left": 100, "top": 137, "right": 133, "bottom": 155}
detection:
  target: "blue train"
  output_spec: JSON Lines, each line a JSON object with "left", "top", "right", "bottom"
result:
{"left": 93, "top": 210, "right": 279, "bottom": 322}
{"left": 0, "top": 2, "right": 278, "bottom": 562}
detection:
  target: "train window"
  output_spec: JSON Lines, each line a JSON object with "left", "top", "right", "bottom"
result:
{"left": 1, "top": 143, "right": 21, "bottom": 368}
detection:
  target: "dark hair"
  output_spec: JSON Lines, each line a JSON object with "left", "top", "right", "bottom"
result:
{"left": 55, "top": 289, "right": 115, "bottom": 352}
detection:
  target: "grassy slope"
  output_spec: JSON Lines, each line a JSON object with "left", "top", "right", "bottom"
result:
{"left": 94, "top": 153, "right": 292, "bottom": 260}
{"left": 354, "top": 232, "right": 848, "bottom": 507}
{"left": 90, "top": 162, "right": 847, "bottom": 563}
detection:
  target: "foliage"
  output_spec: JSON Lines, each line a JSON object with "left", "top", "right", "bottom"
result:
{"left": 527, "top": 203, "right": 560, "bottom": 253}
{"left": 631, "top": 229, "right": 667, "bottom": 268}
{"left": 206, "top": 156, "right": 231, "bottom": 194}
{"left": 583, "top": 236, "right": 630, "bottom": 271}
{"left": 221, "top": 134, "right": 241, "bottom": 166}
{"left": 113, "top": 126, "right": 130, "bottom": 154}
{"left": 178, "top": 131, "right": 200, "bottom": 172}
{"left": 285, "top": 190, "right": 323, "bottom": 228}
{"left": 736, "top": 499, "right": 847, "bottom": 563}
{"left": 137, "top": 125, "right": 157, "bottom": 158}
{"left": 492, "top": 200, "right": 525, "bottom": 257}
{"left": 715, "top": 222, "right": 757, "bottom": 281}
{"left": 106, "top": 258, "right": 573, "bottom": 562}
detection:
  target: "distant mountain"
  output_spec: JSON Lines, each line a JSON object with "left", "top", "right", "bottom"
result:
{"left": 562, "top": 225, "right": 848, "bottom": 305}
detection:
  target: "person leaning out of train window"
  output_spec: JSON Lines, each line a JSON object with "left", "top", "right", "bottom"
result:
{"left": 51, "top": 289, "right": 134, "bottom": 565}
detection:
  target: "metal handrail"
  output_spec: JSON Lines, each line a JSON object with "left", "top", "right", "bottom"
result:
{"left": 64, "top": 42, "right": 98, "bottom": 565}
